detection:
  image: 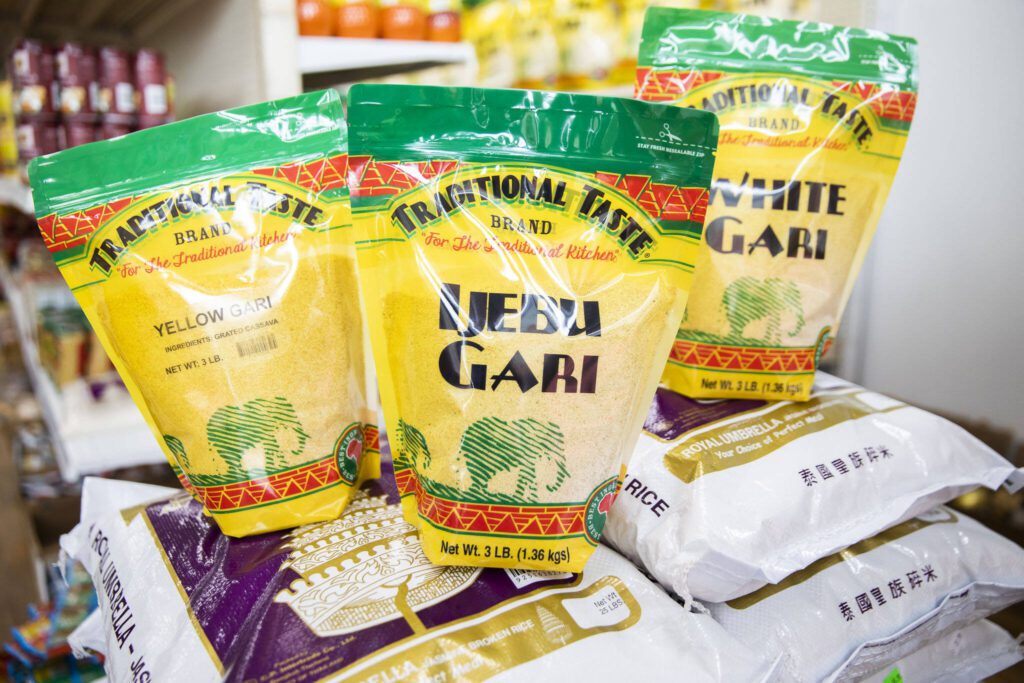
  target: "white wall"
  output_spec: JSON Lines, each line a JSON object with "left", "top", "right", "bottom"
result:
{"left": 148, "top": 0, "right": 300, "bottom": 118}
{"left": 842, "top": 0, "right": 1024, "bottom": 439}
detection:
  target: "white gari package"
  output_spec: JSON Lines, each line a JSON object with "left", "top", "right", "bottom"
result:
{"left": 860, "top": 619, "right": 1023, "bottom": 683}
{"left": 604, "top": 373, "right": 1018, "bottom": 602}
{"left": 707, "top": 507, "right": 1024, "bottom": 682}
{"left": 61, "top": 472, "right": 776, "bottom": 683}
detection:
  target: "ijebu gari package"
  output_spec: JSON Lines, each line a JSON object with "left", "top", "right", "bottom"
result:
{"left": 637, "top": 9, "right": 918, "bottom": 400}
{"left": 348, "top": 85, "right": 718, "bottom": 571}
{"left": 28, "top": 90, "right": 375, "bottom": 536}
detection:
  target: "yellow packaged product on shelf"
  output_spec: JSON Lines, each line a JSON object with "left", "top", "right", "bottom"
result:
{"left": 0, "top": 80, "right": 17, "bottom": 172}
{"left": 28, "top": 90, "right": 376, "bottom": 536}
{"left": 464, "top": 0, "right": 516, "bottom": 88}
{"left": 512, "top": 0, "right": 559, "bottom": 90}
{"left": 554, "top": 0, "right": 618, "bottom": 91}
{"left": 348, "top": 84, "right": 718, "bottom": 571}
{"left": 637, "top": 9, "right": 918, "bottom": 400}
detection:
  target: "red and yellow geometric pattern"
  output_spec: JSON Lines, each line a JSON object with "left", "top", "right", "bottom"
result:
{"left": 363, "top": 424, "right": 380, "bottom": 453}
{"left": 251, "top": 153, "right": 349, "bottom": 193}
{"left": 394, "top": 467, "right": 418, "bottom": 497}
{"left": 670, "top": 339, "right": 818, "bottom": 373}
{"left": 188, "top": 423, "right": 380, "bottom": 513}
{"left": 395, "top": 468, "right": 586, "bottom": 537}
{"left": 174, "top": 467, "right": 196, "bottom": 497}
{"left": 635, "top": 68, "right": 725, "bottom": 102}
{"left": 196, "top": 456, "right": 341, "bottom": 512}
{"left": 593, "top": 172, "right": 709, "bottom": 224}
{"left": 38, "top": 195, "right": 139, "bottom": 254}
{"left": 835, "top": 81, "right": 917, "bottom": 123}
{"left": 348, "top": 157, "right": 460, "bottom": 198}
{"left": 37, "top": 153, "right": 350, "bottom": 255}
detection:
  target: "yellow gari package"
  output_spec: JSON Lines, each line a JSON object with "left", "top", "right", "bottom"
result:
{"left": 28, "top": 90, "right": 377, "bottom": 536}
{"left": 637, "top": 9, "right": 918, "bottom": 400}
{"left": 348, "top": 84, "right": 718, "bottom": 571}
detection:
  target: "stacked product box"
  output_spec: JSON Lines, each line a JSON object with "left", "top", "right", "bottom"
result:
{"left": 8, "top": 39, "right": 172, "bottom": 168}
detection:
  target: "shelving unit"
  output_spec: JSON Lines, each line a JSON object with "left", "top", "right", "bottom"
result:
{"left": 0, "top": 176, "right": 31, "bottom": 215}
{"left": 0, "top": 0, "right": 204, "bottom": 57}
{"left": 147, "top": 1, "right": 478, "bottom": 117}
{"left": 299, "top": 36, "right": 476, "bottom": 78}
{"left": 0, "top": 261, "right": 166, "bottom": 481}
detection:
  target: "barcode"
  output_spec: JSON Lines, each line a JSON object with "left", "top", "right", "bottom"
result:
{"left": 504, "top": 568, "right": 573, "bottom": 588}
{"left": 237, "top": 334, "right": 278, "bottom": 358}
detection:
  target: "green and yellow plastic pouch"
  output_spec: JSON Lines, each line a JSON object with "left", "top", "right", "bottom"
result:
{"left": 348, "top": 84, "right": 718, "bottom": 571}
{"left": 28, "top": 90, "right": 377, "bottom": 537}
{"left": 637, "top": 9, "right": 918, "bottom": 401}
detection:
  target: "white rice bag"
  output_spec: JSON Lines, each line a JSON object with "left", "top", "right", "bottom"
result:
{"left": 62, "top": 471, "right": 776, "bottom": 683}
{"left": 707, "top": 507, "right": 1024, "bottom": 682}
{"left": 604, "top": 372, "right": 1018, "bottom": 602}
{"left": 859, "top": 619, "right": 1022, "bottom": 683}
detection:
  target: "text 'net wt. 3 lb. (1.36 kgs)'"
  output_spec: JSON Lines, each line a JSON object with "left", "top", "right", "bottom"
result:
{"left": 28, "top": 90, "right": 376, "bottom": 536}
{"left": 637, "top": 8, "right": 918, "bottom": 401}
{"left": 347, "top": 85, "right": 718, "bottom": 571}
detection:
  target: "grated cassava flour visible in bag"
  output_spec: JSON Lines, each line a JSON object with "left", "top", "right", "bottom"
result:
{"left": 60, "top": 468, "right": 777, "bottom": 683}
{"left": 859, "top": 619, "right": 1023, "bottom": 683}
{"left": 636, "top": 9, "right": 918, "bottom": 401}
{"left": 28, "top": 91, "right": 375, "bottom": 536}
{"left": 707, "top": 507, "right": 1024, "bottom": 682}
{"left": 347, "top": 85, "right": 718, "bottom": 571}
{"left": 603, "top": 373, "right": 1018, "bottom": 603}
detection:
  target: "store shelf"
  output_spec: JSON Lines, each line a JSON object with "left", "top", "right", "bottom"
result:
{"left": 0, "top": 176, "right": 33, "bottom": 215}
{"left": 0, "top": 262, "right": 166, "bottom": 482}
{"left": 298, "top": 36, "right": 476, "bottom": 76}
{"left": 0, "top": 0, "right": 204, "bottom": 53}
{"left": 588, "top": 85, "right": 636, "bottom": 98}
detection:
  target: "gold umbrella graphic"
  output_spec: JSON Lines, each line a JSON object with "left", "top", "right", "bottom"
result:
{"left": 275, "top": 492, "right": 480, "bottom": 636}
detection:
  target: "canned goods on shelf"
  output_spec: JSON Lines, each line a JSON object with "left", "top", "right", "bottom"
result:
{"left": 98, "top": 47, "right": 136, "bottom": 115}
{"left": 16, "top": 115, "right": 59, "bottom": 160}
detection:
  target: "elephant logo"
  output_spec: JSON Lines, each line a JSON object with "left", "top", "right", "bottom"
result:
{"left": 394, "top": 420, "right": 463, "bottom": 499}
{"left": 206, "top": 397, "right": 310, "bottom": 478}
{"left": 163, "top": 434, "right": 189, "bottom": 469}
{"left": 395, "top": 419, "right": 433, "bottom": 473}
{"left": 459, "top": 416, "right": 569, "bottom": 504}
{"left": 394, "top": 417, "right": 570, "bottom": 504}
{"left": 720, "top": 276, "right": 805, "bottom": 345}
